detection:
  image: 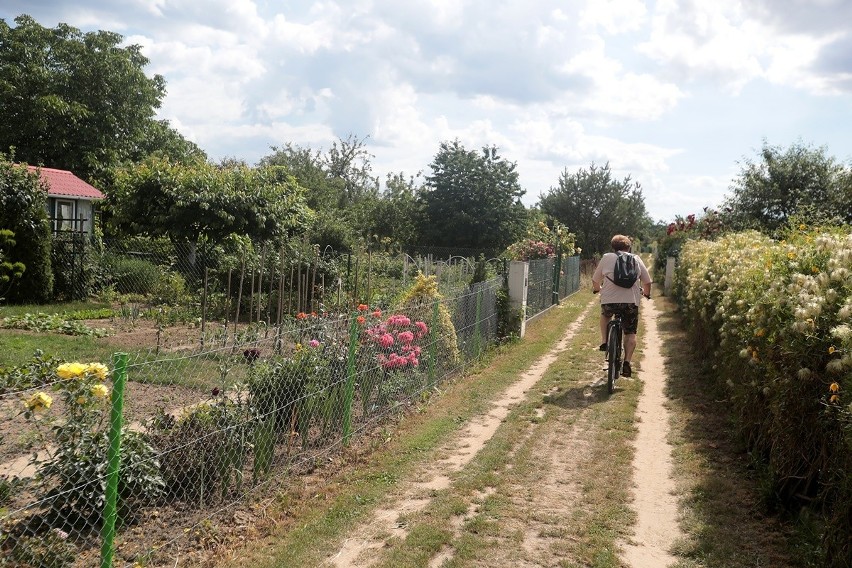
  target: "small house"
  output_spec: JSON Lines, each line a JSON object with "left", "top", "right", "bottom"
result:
{"left": 28, "top": 166, "right": 105, "bottom": 236}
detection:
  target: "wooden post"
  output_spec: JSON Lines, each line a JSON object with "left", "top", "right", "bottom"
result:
{"left": 234, "top": 258, "right": 245, "bottom": 348}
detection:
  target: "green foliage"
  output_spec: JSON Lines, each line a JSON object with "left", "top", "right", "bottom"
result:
{"left": 506, "top": 220, "right": 578, "bottom": 261}
{"left": 0, "top": 229, "right": 25, "bottom": 296}
{"left": 21, "top": 360, "right": 164, "bottom": 524}
{"left": 109, "top": 157, "right": 313, "bottom": 245}
{"left": 0, "top": 157, "right": 54, "bottom": 303}
{"left": 148, "top": 393, "right": 251, "bottom": 502}
{"left": 654, "top": 209, "right": 725, "bottom": 276}
{"left": 0, "top": 312, "right": 109, "bottom": 337}
{"left": 0, "top": 350, "right": 61, "bottom": 394}
{"left": 676, "top": 226, "right": 852, "bottom": 565}
{"left": 723, "top": 140, "right": 852, "bottom": 233}
{"left": 248, "top": 346, "right": 341, "bottom": 448}
{"left": 539, "top": 162, "right": 652, "bottom": 258}
{"left": 97, "top": 251, "right": 161, "bottom": 295}
{"left": 0, "top": 15, "right": 167, "bottom": 183}
{"left": 419, "top": 141, "right": 528, "bottom": 254}
{"left": 398, "top": 275, "right": 460, "bottom": 372}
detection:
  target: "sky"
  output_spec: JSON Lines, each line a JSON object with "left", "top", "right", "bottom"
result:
{"left": 3, "top": 0, "right": 852, "bottom": 223}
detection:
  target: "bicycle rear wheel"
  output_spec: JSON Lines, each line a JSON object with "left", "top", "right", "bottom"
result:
{"left": 606, "top": 322, "right": 621, "bottom": 394}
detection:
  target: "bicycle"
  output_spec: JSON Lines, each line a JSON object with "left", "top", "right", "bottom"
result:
{"left": 604, "top": 313, "right": 624, "bottom": 394}
{"left": 594, "top": 291, "right": 651, "bottom": 394}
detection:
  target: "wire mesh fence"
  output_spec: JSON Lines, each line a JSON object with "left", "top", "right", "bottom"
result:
{"left": 1, "top": 236, "right": 579, "bottom": 567}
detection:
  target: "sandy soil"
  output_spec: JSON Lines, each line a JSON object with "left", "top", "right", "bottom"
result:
{"left": 621, "top": 299, "right": 682, "bottom": 567}
{"left": 324, "top": 297, "right": 683, "bottom": 567}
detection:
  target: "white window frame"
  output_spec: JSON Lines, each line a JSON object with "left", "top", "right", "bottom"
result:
{"left": 55, "top": 199, "right": 75, "bottom": 232}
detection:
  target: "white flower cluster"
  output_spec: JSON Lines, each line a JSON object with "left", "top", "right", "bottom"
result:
{"left": 676, "top": 227, "right": 852, "bottom": 413}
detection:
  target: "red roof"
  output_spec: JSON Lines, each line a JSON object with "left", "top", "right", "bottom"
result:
{"left": 26, "top": 165, "right": 105, "bottom": 200}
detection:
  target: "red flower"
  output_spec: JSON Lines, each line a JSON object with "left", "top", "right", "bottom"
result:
{"left": 357, "top": 304, "right": 369, "bottom": 312}
{"left": 296, "top": 312, "right": 307, "bottom": 320}
{"left": 357, "top": 315, "right": 366, "bottom": 325}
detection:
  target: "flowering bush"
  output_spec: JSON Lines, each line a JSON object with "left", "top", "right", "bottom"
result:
{"left": 506, "top": 220, "right": 578, "bottom": 261}
{"left": 676, "top": 224, "right": 852, "bottom": 561}
{"left": 364, "top": 313, "right": 429, "bottom": 370}
{"left": 19, "top": 358, "right": 163, "bottom": 524}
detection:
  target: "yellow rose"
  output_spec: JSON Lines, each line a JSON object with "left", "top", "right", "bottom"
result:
{"left": 57, "top": 362, "right": 87, "bottom": 380}
{"left": 91, "top": 384, "right": 110, "bottom": 399}
{"left": 25, "top": 391, "right": 53, "bottom": 412}
{"left": 86, "top": 362, "right": 109, "bottom": 381}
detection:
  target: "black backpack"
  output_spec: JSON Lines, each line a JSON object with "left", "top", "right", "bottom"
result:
{"left": 607, "top": 252, "right": 639, "bottom": 288}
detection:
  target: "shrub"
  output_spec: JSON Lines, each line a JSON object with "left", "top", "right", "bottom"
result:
{"left": 676, "top": 225, "right": 852, "bottom": 565}
{"left": 397, "top": 275, "right": 460, "bottom": 380}
{"left": 148, "top": 393, "right": 252, "bottom": 502}
{"left": 0, "top": 158, "right": 53, "bottom": 303}
{"left": 98, "top": 252, "right": 162, "bottom": 295}
{"left": 20, "top": 360, "right": 164, "bottom": 525}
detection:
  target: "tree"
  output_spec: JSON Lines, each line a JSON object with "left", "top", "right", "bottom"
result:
{"left": 0, "top": 15, "right": 166, "bottom": 183}
{"left": 0, "top": 155, "right": 53, "bottom": 303}
{"left": 418, "top": 140, "right": 528, "bottom": 254}
{"left": 364, "top": 171, "right": 423, "bottom": 250}
{"left": 723, "top": 140, "right": 852, "bottom": 232}
{"left": 538, "top": 162, "right": 651, "bottom": 257}
{"left": 109, "top": 157, "right": 313, "bottom": 246}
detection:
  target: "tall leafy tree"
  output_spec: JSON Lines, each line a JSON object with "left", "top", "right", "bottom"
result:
{"left": 418, "top": 140, "right": 528, "bottom": 254}
{"left": 0, "top": 15, "right": 168, "bottom": 183}
{"left": 539, "top": 162, "right": 651, "bottom": 257}
{"left": 723, "top": 140, "right": 852, "bottom": 232}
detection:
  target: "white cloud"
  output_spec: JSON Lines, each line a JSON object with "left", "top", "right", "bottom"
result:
{"left": 559, "top": 36, "right": 684, "bottom": 121}
{"left": 579, "top": 0, "right": 647, "bottom": 34}
{"left": 638, "top": 0, "right": 844, "bottom": 94}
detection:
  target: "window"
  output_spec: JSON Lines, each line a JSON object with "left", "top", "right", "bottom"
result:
{"left": 56, "top": 200, "right": 75, "bottom": 232}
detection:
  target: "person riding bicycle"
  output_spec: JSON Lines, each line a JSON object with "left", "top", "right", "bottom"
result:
{"left": 592, "top": 234, "right": 652, "bottom": 377}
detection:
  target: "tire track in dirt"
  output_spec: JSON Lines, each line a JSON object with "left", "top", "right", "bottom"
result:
{"left": 620, "top": 299, "right": 682, "bottom": 567}
{"left": 326, "top": 302, "right": 593, "bottom": 568}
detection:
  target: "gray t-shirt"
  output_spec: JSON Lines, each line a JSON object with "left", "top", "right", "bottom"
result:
{"left": 592, "top": 252, "right": 652, "bottom": 305}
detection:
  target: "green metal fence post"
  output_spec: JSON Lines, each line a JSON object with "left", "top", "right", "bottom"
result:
{"left": 428, "top": 300, "right": 439, "bottom": 384}
{"left": 551, "top": 245, "right": 563, "bottom": 305}
{"left": 342, "top": 315, "right": 359, "bottom": 445}
{"left": 101, "top": 352, "right": 128, "bottom": 568}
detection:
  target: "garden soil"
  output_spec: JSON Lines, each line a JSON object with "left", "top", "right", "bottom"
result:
{"left": 324, "top": 298, "right": 683, "bottom": 567}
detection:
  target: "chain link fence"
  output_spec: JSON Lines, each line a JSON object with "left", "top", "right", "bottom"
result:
{"left": 1, "top": 237, "right": 579, "bottom": 567}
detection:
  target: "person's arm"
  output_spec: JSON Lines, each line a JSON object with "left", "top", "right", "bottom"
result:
{"left": 637, "top": 256, "right": 652, "bottom": 299}
{"left": 592, "top": 258, "right": 603, "bottom": 293}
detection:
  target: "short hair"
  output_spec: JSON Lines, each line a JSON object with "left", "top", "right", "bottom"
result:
{"left": 611, "top": 234, "right": 632, "bottom": 252}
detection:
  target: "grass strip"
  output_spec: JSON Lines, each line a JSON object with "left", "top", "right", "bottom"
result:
{"left": 657, "top": 294, "right": 805, "bottom": 568}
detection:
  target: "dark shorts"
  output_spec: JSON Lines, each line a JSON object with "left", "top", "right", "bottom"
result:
{"left": 601, "top": 303, "right": 639, "bottom": 334}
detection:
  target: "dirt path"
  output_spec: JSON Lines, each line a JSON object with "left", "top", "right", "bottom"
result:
{"left": 326, "top": 309, "right": 589, "bottom": 567}
{"left": 621, "top": 298, "right": 682, "bottom": 566}
{"left": 318, "top": 297, "right": 685, "bottom": 567}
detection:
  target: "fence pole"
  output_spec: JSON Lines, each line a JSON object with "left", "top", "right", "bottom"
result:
{"left": 201, "top": 267, "right": 210, "bottom": 350}
{"left": 342, "top": 315, "right": 359, "bottom": 445}
{"left": 101, "top": 352, "right": 128, "bottom": 568}
{"left": 474, "top": 286, "right": 483, "bottom": 357}
{"left": 428, "top": 300, "right": 439, "bottom": 384}
{"left": 552, "top": 246, "right": 563, "bottom": 305}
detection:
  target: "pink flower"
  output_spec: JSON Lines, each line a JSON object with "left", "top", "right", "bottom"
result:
{"left": 387, "top": 314, "right": 411, "bottom": 327}
{"left": 378, "top": 333, "right": 395, "bottom": 348}
{"left": 309, "top": 339, "right": 320, "bottom": 348}
{"left": 398, "top": 331, "right": 415, "bottom": 344}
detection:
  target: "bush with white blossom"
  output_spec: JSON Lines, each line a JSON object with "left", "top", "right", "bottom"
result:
{"left": 675, "top": 224, "right": 852, "bottom": 562}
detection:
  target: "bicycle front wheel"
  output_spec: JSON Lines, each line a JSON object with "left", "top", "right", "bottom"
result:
{"left": 606, "top": 323, "right": 621, "bottom": 394}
